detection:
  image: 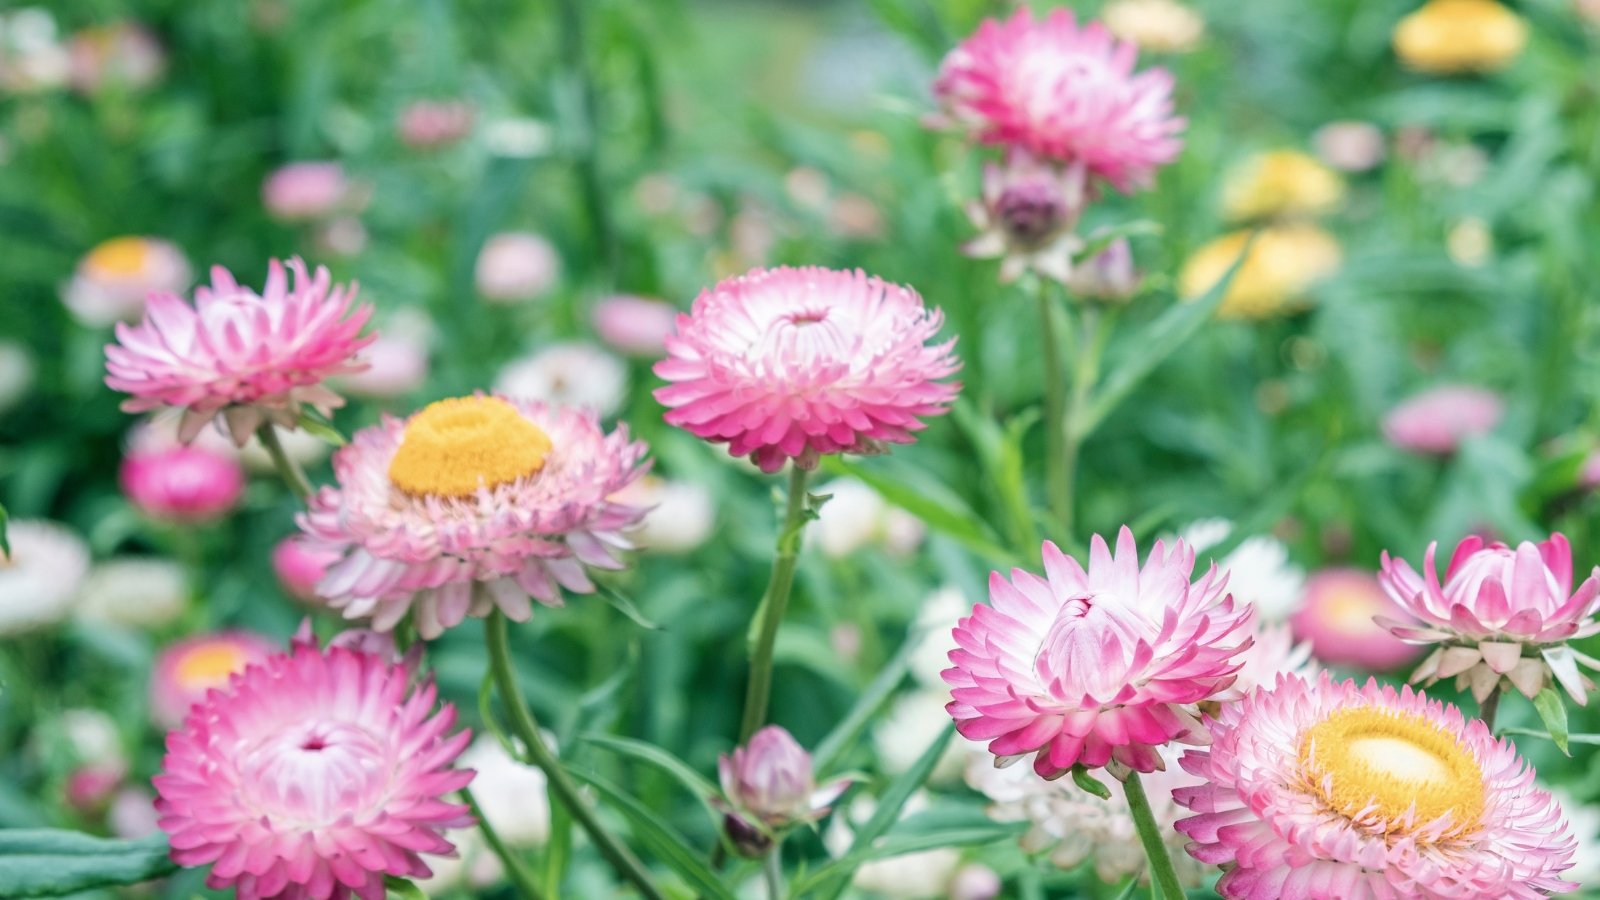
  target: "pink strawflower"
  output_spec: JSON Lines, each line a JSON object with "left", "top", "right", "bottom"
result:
{"left": 1379, "top": 533, "right": 1600, "bottom": 703}
{"left": 297, "top": 395, "right": 648, "bottom": 639}
{"left": 272, "top": 537, "right": 341, "bottom": 604}
{"left": 262, "top": 162, "right": 350, "bottom": 222}
{"left": 67, "top": 21, "right": 164, "bottom": 93}
{"left": 153, "top": 628, "right": 473, "bottom": 900}
{"left": 719, "top": 725, "right": 849, "bottom": 830}
{"left": 963, "top": 149, "right": 1085, "bottom": 283}
{"left": 475, "top": 232, "right": 560, "bottom": 304}
{"left": 120, "top": 439, "right": 244, "bottom": 523}
{"left": 105, "top": 257, "right": 374, "bottom": 445}
{"left": 149, "top": 631, "right": 276, "bottom": 729}
{"left": 654, "top": 266, "right": 960, "bottom": 473}
{"left": 592, "top": 294, "right": 679, "bottom": 356}
{"left": 1381, "top": 384, "right": 1504, "bottom": 455}
{"left": 944, "top": 529, "right": 1253, "bottom": 777}
{"left": 61, "top": 236, "right": 191, "bottom": 327}
{"left": 397, "top": 99, "right": 474, "bottom": 149}
{"left": 1174, "top": 673, "right": 1576, "bottom": 899}
{"left": 1291, "top": 567, "right": 1422, "bottom": 671}
{"left": 933, "top": 7, "right": 1185, "bottom": 191}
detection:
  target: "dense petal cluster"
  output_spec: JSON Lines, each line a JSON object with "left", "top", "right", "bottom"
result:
{"left": 1379, "top": 533, "right": 1600, "bottom": 702}
{"left": 153, "top": 629, "right": 474, "bottom": 900}
{"left": 104, "top": 258, "right": 373, "bottom": 445}
{"left": 654, "top": 267, "right": 960, "bottom": 473}
{"left": 933, "top": 8, "right": 1185, "bottom": 190}
{"left": 1174, "top": 673, "right": 1576, "bottom": 898}
{"left": 944, "top": 528, "right": 1253, "bottom": 776}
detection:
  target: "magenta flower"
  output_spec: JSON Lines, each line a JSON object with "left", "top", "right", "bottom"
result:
{"left": 654, "top": 267, "right": 960, "bottom": 473}
{"left": 298, "top": 395, "right": 648, "bottom": 639}
{"left": 718, "top": 725, "right": 848, "bottom": 856}
{"left": 933, "top": 8, "right": 1185, "bottom": 191}
{"left": 1381, "top": 384, "right": 1504, "bottom": 455}
{"left": 148, "top": 631, "right": 277, "bottom": 729}
{"left": 119, "top": 441, "right": 244, "bottom": 523}
{"left": 1174, "top": 674, "right": 1577, "bottom": 899}
{"left": 1290, "top": 567, "right": 1422, "bottom": 671}
{"left": 945, "top": 529, "right": 1253, "bottom": 777}
{"left": 1379, "top": 533, "right": 1600, "bottom": 703}
{"left": 105, "top": 258, "right": 373, "bottom": 445}
{"left": 153, "top": 628, "right": 473, "bottom": 900}
{"left": 963, "top": 149, "right": 1086, "bottom": 283}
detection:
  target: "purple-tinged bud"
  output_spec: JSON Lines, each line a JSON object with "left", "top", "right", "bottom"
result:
{"left": 1067, "top": 238, "right": 1141, "bottom": 303}
{"left": 716, "top": 725, "right": 848, "bottom": 832}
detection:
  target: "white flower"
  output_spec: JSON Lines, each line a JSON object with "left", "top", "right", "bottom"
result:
{"left": 495, "top": 342, "right": 627, "bottom": 418}
{"left": 1179, "top": 517, "right": 1305, "bottom": 621}
{"left": 611, "top": 476, "right": 715, "bottom": 553}
{"left": 812, "top": 479, "right": 926, "bottom": 559}
{"left": 0, "top": 520, "right": 89, "bottom": 635}
{"left": 824, "top": 793, "right": 961, "bottom": 899}
{"left": 1551, "top": 789, "right": 1600, "bottom": 885}
{"left": 0, "top": 340, "right": 34, "bottom": 413}
{"left": 74, "top": 557, "right": 189, "bottom": 628}
{"left": 475, "top": 232, "right": 560, "bottom": 302}
{"left": 908, "top": 585, "right": 969, "bottom": 688}
{"left": 59, "top": 708, "right": 121, "bottom": 765}
{"left": 457, "top": 735, "right": 551, "bottom": 847}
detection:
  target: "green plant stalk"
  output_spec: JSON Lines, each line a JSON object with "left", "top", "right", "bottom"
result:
{"left": 461, "top": 787, "right": 547, "bottom": 900}
{"left": 763, "top": 846, "right": 784, "bottom": 900}
{"left": 1122, "top": 771, "right": 1185, "bottom": 900}
{"left": 1036, "top": 285, "right": 1071, "bottom": 534}
{"left": 739, "top": 465, "right": 813, "bottom": 742}
{"left": 484, "top": 612, "right": 664, "bottom": 900}
{"left": 1059, "top": 304, "right": 1105, "bottom": 541}
{"left": 554, "top": 0, "right": 618, "bottom": 282}
{"left": 255, "top": 423, "right": 312, "bottom": 502}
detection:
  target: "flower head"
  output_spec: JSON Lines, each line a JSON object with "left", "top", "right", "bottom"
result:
{"left": 120, "top": 439, "right": 245, "bottom": 523}
{"left": 1067, "top": 238, "right": 1141, "bottom": 303}
{"left": 104, "top": 257, "right": 374, "bottom": 445}
{"left": 1180, "top": 518, "right": 1306, "bottom": 621}
{"left": 934, "top": 8, "right": 1185, "bottom": 191}
{"left": 1221, "top": 150, "right": 1345, "bottom": 222}
{"left": 397, "top": 99, "right": 474, "bottom": 149}
{"left": 1394, "top": 0, "right": 1527, "bottom": 74}
{"left": 495, "top": 342, "right": 627, "bottom": 418}
{"left": 1382, "top": 384, "right": 1504, "bottom": 455}
{"left": 76, "top": 557, "right": 188, "bottom": 628}
{"left": 1102, "top": 0, "right": 1205, "bottom": 53}
{"left": 153, "top": 628, "right": 474, "bottom": 900}
{"left": 149, "top": 631, "right": 276, "bottom": 728}
{"left": 654, "top": 266, "right": 959, "bottom": 473}
{"left": 1291, "top": 567, "right": 1422, "bottom": 670}
{"left": 262, "top": 162, "right": 351, "bottom": 222}
{"left": 457, "top": 735, "right": 551, "bottom": 847}
{"left": 1174, "top": 673, "right": 1576, "bottom": 899}
{"left": 592, "top": 295, "right": 678, "bottom": 357}
{"left": 1179, "top": 224, "right": 1341, "bottom": 319}
{"left": 963, "top": 150, "right": 1085, "bottom": 283}
{"left": 1379, "top": 533, "right": 1600, "bottom": 703}
{"left": 718, "top": 725, "right": 848, "bottom": 839}
{"left": 0, "top": 519, "right": 89, "bottom": 635}
{"left": 609, "top": 475, "right": 716, "bottom": 554}
{"left": 66, "top": 21, "right": 163, "bottom": 93}
{"left": 298, "top": 395, "right": 648, "bottom": 638}
{"left": 475, "top": 232, "right": 560, "bottom": 304}
{"left": 945, "top": 528, "right": 1253, "bottom": 777}
{"left": 1313, "top": 121, "right": 1387, "bottom": 173}
{"left": 62, "top": 236, "right": 191, "bottom": 327}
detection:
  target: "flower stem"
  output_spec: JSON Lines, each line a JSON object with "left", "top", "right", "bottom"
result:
{"left": 739, "top": 465, "right": 813, "bottom": 743}
{"left": 1036, "top": 284, "right": 1071, "bottom": 535}
{"left": 1059, "top": 303, "right": 1104, "bottom": 542}
{"left": 461, "top": 786, "right": 547, "bottom": 900}
{"left": 763, "top": 847, "right": 784, "bottom": 900}
{"left": 484, "top": 611, "right": 663, "bottom": 900}
{"left": 1122, "top": 771, "right": 1185, "bottom": 900}
{"left": 1480, "top": 684, "right": 1502, "bottom": 732}
{"left": 255, "top": 423, "right": 312, "bottom": 502}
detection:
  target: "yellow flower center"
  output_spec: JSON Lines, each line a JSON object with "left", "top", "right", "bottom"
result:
{"left": 388, "top": 396, "right": 551, "bottom": 498}
{"left": 1300, "top": 706, "right": 1484, "bottom": 832}
{"left": 175, "top": 643, "right": 251, "bottom": 688}
{"left": 85, "top": 237, "right": 154, "bottom": 277}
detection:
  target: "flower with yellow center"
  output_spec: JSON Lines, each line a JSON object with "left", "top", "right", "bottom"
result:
{"left": 1180, "top": 224, "right": 1342, "bottom": 319}
{"left": 1102, "top": 0, "right": 1206, "bottom": 54}
{"left": 149, "top": 631, "right": 276, "bottom": 729}
{"left": 1221, "top": 150, "right": 1345, "bottom": 223}
{"left": 62, "top": 235, "right": 191, "bottom": 327}
{"left": 388, "top": 397, "right": 552, "bottom": 498}
{"left": 1393, "top": 0, "right": 1527, "bottom": 75}
{"left": 1175, "top": 674, "right": 1577, "bottom": 898}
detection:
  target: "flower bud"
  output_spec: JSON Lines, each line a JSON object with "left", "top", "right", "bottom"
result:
{"left": 717, "top": 725, "right": 847, "bottom": 832}
{"left": 963, "top": 151, "right": 1085, "bottom": 283}
{"left": 1067, "top": 238, "right": 1141, "bottom": 303}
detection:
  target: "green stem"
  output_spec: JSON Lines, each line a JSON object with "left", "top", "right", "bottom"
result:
{"left": 255, "top": 423, "right": 312, "bottom": 502}
{"left": 738, "top": 465, "right": 813, "bottom": 742}
{"left": 1122, "top": 771, "right": 1185, "bottom": 900}
{"left": 1059, "top": 304, "right": 1104, "bottom": 542}
{"left": 484, "top": 612, "right": 664, "bottom": 900}
{"left": 1480, "top": 684, "right": 1502, "bottom": 733}
{"left": 763, "top": 847, "right": 784, "bottom": 900}
{"left": 461, "top": 787, "right": 547, "bottom": 900}
{"left": 553, "top": 0, "right": 618, "bottom": 283}
{"left": 1037, "top": 285, "right": 1070, "bottom": 535}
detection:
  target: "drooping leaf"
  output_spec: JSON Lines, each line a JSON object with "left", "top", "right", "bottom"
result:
{"left": 295, "top": 409, "right": 347, "bottom": 446}
{"left": 563, "top": 765, "right": 736, "bottom": 900}
{"left": 1532, "top": 688, "right": 1571, "bottom": 755}
{"left": 384, "top": 875, "right": 428, "bottom": 900}
{"left": 1070, "top": 765, "right": 1111, "bottom": 800}
{"left": 0, "top": 829, "right": 177, "bottom": 897}
{"left": 813, "top": 625, "right": 921, "bottom": 774}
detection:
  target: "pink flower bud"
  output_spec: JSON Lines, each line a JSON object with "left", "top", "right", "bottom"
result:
{"left": 717, "top": 726, "right": 848, "bottom": 832}
{"left": 119, "top": 443, "right": 245, "bottom": 523}
{"left": 1067, "top": 238, "right": 1141, "bottom": 303}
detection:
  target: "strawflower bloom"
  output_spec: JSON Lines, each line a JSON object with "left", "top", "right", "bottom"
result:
{"left": 592, "top": 294, "right": 679, "bottom": 356}
{"left": 262, "top": 162, "right": 350, "bottom": 222}
{"left": 1379, "top": 532, "right": 1600, "bottom": 703}
{"left": 149, "top": 631, "right": 276, "bottom": 728}
{"left": 1221, "top": 150, "right": 1345, "bottom": 223}
{"left": 963, "top": 149, "right": 1085, "bottom": 283}
{"left": 475, "top": 232, "right": 560, "bottom": 303}
{"left": 945, "top": 529, "right": 1253, "bottom": 777}
{"left": 335, "top": 332, "right": 428, "bottom": 399}
{"left": 456, "top": 735, "right": 551, "bottom": 847}
{"left": 105, "top": 257, "right": 374, "bottom": 445}
{"left": 1179, "top": 224, "right": 1341, "bottom": 319}
{"left": 1101, "top": 0, "right": 1205, "bottom": 53}
{"left": 153, "top": 628, "right": 474, "bottom": 900}
{"left": 654, "top": 266, "right": 960, "bottom": 473}
{"left": 609, "top": 475, "right": 717, "bottom": 554}
{"left": 1381, "top": 384, "right": 1503, "bottom": 455}
{"left": 1313, "top": 121, "right": 1387, "bottom": 173}
{"left": 812, "top": 477, "right": 926, "bottom": 559}
{"left": 933, "top": 8, "right": 1185, "bottom": 191}
{"left": 0, "top": 519, "right": 90, "bottom": 635}
{"left": 1393, "top": 0, "right": 1527, "bottom": 74}
{"left": 298, "top": 395, "right": 648, "bottom": 638}
{"left": 494, "top": 342, "right": 627, "bottom": 418}
{"left": 1291, "top": 568, "right": 1421, "bottom": 670}
{"left": 66, "top": 21, "right": 163, "bottom": 93}
{"left": 61, "top": 236, "right": 191, "bottom": 327}
{"left": 1228, "top": 622, "right": 1317, "bottom": 698}
{"left": 1180, "top": 518, "right": 1306, "bottom": 621}
{"left": 1173, "top": 673, "right": 1576, "bottom": 898}
{"left": 719, "top": 725, "right": 848, "bottom": 837}
{"left": 120, "top": 439, "right": 245, "bottom": 523}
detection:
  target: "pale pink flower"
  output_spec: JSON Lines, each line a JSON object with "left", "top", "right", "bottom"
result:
{"left": 1313, "top": 120, "right": 1387, "bottom": 173}
{"left": 1580, "top": 451, "right": 1600, "bottom": 490}
{"left": 66, "top": 21, "right": 163, "bottom": 93}
{"left": 262, "top": 162, "right": 350, "bottom": 222}
{"left": 1174, "top": 673, "right": 1577, "bottom": 899}
{"left": 65, "top": 763, "right": 125, "bottom": 815}
{"left": 475, "top": 232, "right": 560, "bottom": 303}
{"left": 272, "top": 537, "right": 341, "bottom": 604}
{"left": 1066, "top": 237, "right": 1141, "bottom": 302}
{"left": 494, "top": 342, "right": 627, "bottom": 418}
{"left": 718, "top": 725, "right": 848, "bottom": 846}
{"left": 1291, "top": 567, "right": 1421, "bottom": 670}
{"left": 0, "top": 519, "right": 90, "bottom": 635}
{"left": 945, "top": 529, "right": 1253, "bottom": 777}
{"left": 335, "top": 332, "right": 428, "bottom": 399}
{"left": 1381, "top": 384, "right": 1504, "bottom": 455}
{"left": 120, "top": 441, "right": 244, "bottom": 523}
{"left": 109, "top": 787, "right": 161, "bottom": 839}
{"left": 297, "top": 395, "right": 648, "bottom": 639}
{"left": 1379, "top": 533, "right": 1600, "bottom": 703}
{"left": 61, "top": 236, "right": 191, "bottom": 326}
{"left": 153, "top": 628, "right": 473, "bottom": 900}
{"left": 609, "top": 475, "right": 716, "bottom": 554}
{"left": 592, "top": 294, "right": 678, "bottom": 356}
{"left": 963, "top": 149, "right": 1085, "bottom": 283}
{"left": 397, "top": 99, "right": 474, "bottom": 149}
{"left": 949, "top": 864, "right": 1003, "bottom": 900}
{"left": 104, "top": 257, "right": 374, "bottom": 445}
{"left": 933, "top": 7, "right": 1185, "bottom": 191}
{"left": 1227, "top": 622, "right": 1316, "bottom": 698}
{"left": 654, "top": 266, "right": 960, "bottom": 473}
{"left": 148, "top": 631, "right": 276, "bottom": 729}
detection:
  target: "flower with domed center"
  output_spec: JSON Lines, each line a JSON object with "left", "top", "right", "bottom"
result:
{"left": 1378, "top": 533, "right": 1600, "bottom": 704}
{"left": 153, "top": 628, "right": 474, "bottom": 900}
{"left": 1173, "top": 673, "right": 1576, "bottom": 899}
{"left": 297, "top": 395, "right": 648, "bottom": 639}
{"left": 944, "top": 528, "right": 1253, "bottom": 777}
{"left": 654, "top": 267, "right": 959, "bottom": 473}
{"left": 963, "top": 150, "right": 1086, "bottom": 284}
{"left": 933, "top": 8, "right": 1185, "bottom": 191}
{"left": 105, "top": 258, "right": 373, "bottom": 445}
{"left": 61, "top": 236, "right": 191, "bottom": 327}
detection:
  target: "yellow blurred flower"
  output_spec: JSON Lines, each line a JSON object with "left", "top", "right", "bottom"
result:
{"left": 1222, "top": 151, "right": 1345, "bottom": 223}
{"left": 1180, "top": 225, "right": 1342, "bottom": 319}
{"left": 1102, "top": 0, "right": 1206, "bottom": 53}
{"left": 1393, "top": 0, "right": 1527, "bottom": 74}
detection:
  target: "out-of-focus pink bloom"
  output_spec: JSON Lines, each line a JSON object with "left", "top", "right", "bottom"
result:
{"left": 946, "top": 529, "right": 1253, "bottom": 777}
{"left": 119, "top": 441, "right": 245, "bottom": 523}
{"left": 104, "top": 257, "right": 373, "bottom": 445}
{"left": 963, "top": 149, "right": 1085, "bottom": 284}
{"left": 262, "top": 162, "right": 350, "bottom": 222}
{"left": 1067, "top": 238, "right": 1141, "bottom": 302}
{"left": 494, "top": 342, "right": 627, "bottom": 418}
{"left": 949, "top": 864, "right": 1003, "bottom": 900}
{"left": 1382, "top": 384, "right": 1504, "bottom": 455}
{"left": 152, "top": 628, "right": 473, "bottom": 900}
{"left": 812, "top": 478, "right": 925, "bottom": 558}
{"left": 65, "top": 763, "right": 126, "bottom": 814}
{"left": 475, "top": 232, "right": 561, "bottom": 304}
{"left": 1379, "top": 533, "right": 1600, "bottom": 703}
{"left": 109, "top": 787, "right": 161, "bottom": 839}
{"left": 1581, "top": 451, "right": 1600, "bottom": 490}
{"left": 312, "top": 216, "right": 367, "bottom": 258}
{"left": 933, "top": 8, "right": 1185, "bottom": 191}
{"left": 591, "top": 295, "right": 678, "bottom": 356}
{"left": 1174, "top": 673, "right": 1576, "bottom": 899}
{"left": 66, "top": 21, "right": 163, "bottom": 93}
{"left": 609, "top": 475, "right": 716, "bottom": 554}
{"left": 61, "top": 236, "right": 191, "bottom": 327}
{"left": 148, "top": 631, "right": 276, "bottom": 728}
{"left": 272, "top": 537, "right": 341, "bottom": 604}
{"left": 654, "top": 267, "right": 960, "bottom": 473}
{"left": 1313, "top": 120, "right": 1387, "bottom": 173}
{"left": 828, "top": 193, "right": 885, "bottom": 240}
{"left": 718, "top": 725, "right": 848, "bottom": 835}
{"left": 397, "top": 99, "right": 474, "bottom": 149}
{"left": 1290, "top": 567, "right": 1421, "bottom": 670}
{"left": 336, "top": 332, "right": 428, "bottom": 399}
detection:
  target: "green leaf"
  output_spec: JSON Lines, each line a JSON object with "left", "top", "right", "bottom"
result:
{"left": 594, "top": 581, "right": 662, "bottom": 631}
{"left": 0, "top": 829, "right": 177, "bottom": 897}
{"left": 295, "top": 410, "right": 347, "bottom": 447}
{"left": 0, "top": 501, "right": 9, "bottom": 558}
{"left": 577, "top": 733, "right": 723, "bottom": 828}
{"left": 821, "top": 457, "right": 1016, "bottom": 566}
{"left": 813, "top": 625, "right": 921, "bottom": 774}
{"left": 794, "top": 823, "right": 1020, "bottom": 896}
{"left": 950, "top": 401, "right": 1040, "bottom": 557}
{"left": 1076, "top": 220, "right": 1162, "bottom": 262}
{"left": 1531, "top": 689, "right": 1571, "bottom": 755}
{"left": 1499, "top": 727, "right": 1600, "bottom": 746}
{"left": 563, "top": 765, "right": 737, "bottom": 900}
{"left": 384, "top": 875, "right": 428, "bottom": 900}
{"left": 1070, "top": 765, "right": 1111, "bottom": 800}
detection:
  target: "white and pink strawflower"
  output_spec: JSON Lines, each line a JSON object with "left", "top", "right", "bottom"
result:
{"left": 61, "top": 236, "right": 191, "bottom": 327}
{"left": 119, "top": 439, "right": 245, "bottom": 523}
{"left": 933, "top": 7, "right": 1185, "bottom": 191}
{"left": 718, "top": 725, "right": 848, "bottom": 855}
{"left": 654, "top": 266, "right": 960, "bottom": 473}
{"left": 1379, "top": 532, "right": 1600, "bottom": 703}
{"left": 153, "top": 627, "right": 474, "bottom": 900}
{"left": 1291, "top": 567, "right": 1421, "bottom": 671}
{"left": 104, "top": 258, "right": 374, "bottom": 445}
{"left": 297, "top": 394, "right": 648, "bottom": 639}
{"left": 963, "top": 149, "right": 1085, "bottom": 283}
{"left": 1174, "top": 673, "right": 1577, "bottom": 899}
{"left": 945, "top": 528, "right": 1253, "bottom": 777}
